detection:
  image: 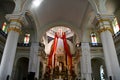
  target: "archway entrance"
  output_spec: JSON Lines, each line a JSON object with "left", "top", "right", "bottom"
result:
{"left": 91, "top": 58, "right": 107, "bottom": 80}
{"left": 13, "top": 57, "right": 29, "bottom": 80}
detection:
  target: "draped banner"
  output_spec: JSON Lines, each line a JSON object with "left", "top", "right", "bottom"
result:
{"left": 48, "top": 33, "right": 58, "bottom": 67}
{"left": 48, "top": 32, "right": 72, "bottom": 71}
{"left": 62, "top": 32, "right": 72, "bottom": 71}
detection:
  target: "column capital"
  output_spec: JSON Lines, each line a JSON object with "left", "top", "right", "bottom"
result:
{"left": 94, "top": 14, "right": 114, "bottom": 34}
{"left": 5, "top": 13, "right": 28, "bottom": 26}
{"left": 95, "top": 14, "right": 114, "bottom": 26}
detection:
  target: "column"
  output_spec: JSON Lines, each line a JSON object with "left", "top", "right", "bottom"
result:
{"left": 0, "top": 19, "right": 22, "bottom": 80}
{"left": 28, "top": 42, "right": 40, "bottom": 79}
{"left": 81, "top": 43, "right": 92, "bottom": 80}
{"left": 96, "top": 14, "right": 120, "bottom": 80}
{"left": 35, "top": 56, "right": 40, "bottom": 79}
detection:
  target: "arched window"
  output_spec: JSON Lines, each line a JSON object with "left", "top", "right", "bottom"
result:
{"left": 91, "top": 32, "right": 97, "bottom": 45}
{"left": 2, "top": 22, "right": 8, "bottom": 33}
{"left": 112, "top": 17, "right": 120, "bottom": 34}
{"left": 24, "top": 34, "right": 30, "bottom": 44}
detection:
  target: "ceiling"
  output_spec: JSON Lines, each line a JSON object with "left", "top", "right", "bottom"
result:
{"left": 3, "top": 0, "right": 118, "bottom": 42}
{"left": 30, "top": 0, "right": 89, "bottom": 30}
{"left": 1, "top": 0, "right": 118, "bottom": 54}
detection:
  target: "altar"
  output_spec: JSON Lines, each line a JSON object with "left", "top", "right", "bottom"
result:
{"left": 43, "top": 32, "right": 76, "bottom": 80}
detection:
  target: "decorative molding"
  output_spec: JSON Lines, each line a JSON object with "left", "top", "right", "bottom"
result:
{"left": 6, "top": 14, "right": 28, "bottom": 26}
{"left": 10, "top": 19, "right": 23, "bottom": 25}
{"left": 7, "top": 27, "right": 21, "bottom": 34}
{"left": 98, "top": 27, "right": 113, "bottom": 34}
{"left": 96, "top": 18, "right": 111, "bottom": 26}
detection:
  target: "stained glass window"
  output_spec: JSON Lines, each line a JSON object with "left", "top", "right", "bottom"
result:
{"left": 24, "top": 34, "right": 30, "bottom": 44}
{"left": 2, "top": 22, "right": 8, "bottom": 33}
{"left": 91, "top": 32, "right": 97, "bottom": 45}
{"left": 112, "top": 17, "right": 120, "bottom": 34}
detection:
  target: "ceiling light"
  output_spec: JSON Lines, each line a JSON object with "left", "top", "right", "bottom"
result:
{"left": 32, "top": 0, "right": 43, "bottom": 7}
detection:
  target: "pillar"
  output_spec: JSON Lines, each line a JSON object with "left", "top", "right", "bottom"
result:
{"left": 35, "top": 56, "right": 40, "bottom": 79}
{"left": 81, "top": 43, "right": 92, "bottom": 80}
{"left": 0, "top": 19, "right": 22, "bottom": 80}
{"left": 28, "top": 42, "right": 40, "bottom": 79}
{"left": 96, "top": 14, "right": 120, "bottom": 80}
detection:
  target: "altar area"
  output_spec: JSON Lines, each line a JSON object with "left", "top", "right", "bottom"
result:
{"left": 43, "top": 32, "right": 76, "bottom": 80}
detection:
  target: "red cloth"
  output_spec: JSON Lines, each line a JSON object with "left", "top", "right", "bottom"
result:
{"left": 62, "top": 32, "right": 72, "bottom": 70}
{"left": 48, "top": 33, "right": 58, "bottom": 67}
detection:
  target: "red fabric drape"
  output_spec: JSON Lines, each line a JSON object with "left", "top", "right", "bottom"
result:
{"left": 48, "top": 33, "right": 58, "bottom": 67}
{"left": 48, "top": 32, "right": 72, "bottom": 71}
{"left": 62, "top": 32, "right": 72, "bottom": 70}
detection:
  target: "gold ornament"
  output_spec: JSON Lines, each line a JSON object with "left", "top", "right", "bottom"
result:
{"left": 10, "top": 19, "right": 23, "bottom": 25}
{"left": 98, "top": 27, "right": 113, "bottom": 34}
{"left": 7, "top": 27, "right": 21, "bottom": 34}
{"left": 96, "top": 19, "right": 111, "bottom": 26}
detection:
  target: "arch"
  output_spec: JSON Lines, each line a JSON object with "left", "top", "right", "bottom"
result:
{"left": 13, "top": 57, "right": 29, "bottom": 80}
{"left": 91, "top": 57, "right": 107, "bottom": 80}
{"left": 41, "top": 25, "right": 76, "bottom": 55}
{"left": 88, "top": 0, "right": 99, "bottom": 14}
{"left": 38, "top": 22, "right": 80, "bottom": 43}
{"left": 23, "top": 11, "right": 38, "bottom": 42}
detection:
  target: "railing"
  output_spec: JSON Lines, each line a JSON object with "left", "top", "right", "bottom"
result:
{"left": 113, "top": 31, "right": 120, "bottom": 43}
{"left": 76, "top": 42, "right": 102, "bottom": 47}
{"left": 17, "top": 42, "right": 45, "bottom": 47}
{"left": 89, "top": 43, "right": 102, "bottom": 47}
{"left": 17, "top": 43, "right": 31, "bottom": 47}
{"left": 113, "top": 31, "right": 120, "bottom": 38}
{"left": 0, "top": 29, "right": 7, "bottom": 38}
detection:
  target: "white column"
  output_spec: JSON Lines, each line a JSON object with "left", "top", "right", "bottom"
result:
{"left": 96, "top": 15, "right": 120, "bottom": 80}
{"left": 28, "top": 42, "right": 39, "bottom": 78}
{"left": 100, "top": 31, "right": 113, "bottom": 78}
{"left": 0, "top": 20, "right": 21, "bottom": 80}
{"left": 81, "top": 43, "right": 92, "bottom": 80}
{"left": 35, "top": 57, "right": 40, "bottom": 79}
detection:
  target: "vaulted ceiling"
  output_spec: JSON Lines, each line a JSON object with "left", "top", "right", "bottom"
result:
{"left": 0, "top": 0, "right": 119, "bottom": 41}
{"left": 30, "top": 0, "right": 89, "bottom": 28}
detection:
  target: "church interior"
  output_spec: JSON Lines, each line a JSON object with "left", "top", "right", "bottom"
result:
{"left": 0, "top": 0, "right": 120, "bottom": 80}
